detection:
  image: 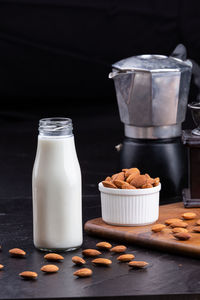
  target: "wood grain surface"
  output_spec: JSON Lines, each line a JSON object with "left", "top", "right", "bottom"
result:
{"left": 84, "top": 202, "right": 200, "bottom": 258}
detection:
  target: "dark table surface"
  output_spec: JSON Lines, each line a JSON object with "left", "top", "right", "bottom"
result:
{"left": 0, "top": 104, "right": 200, "bottom": 300}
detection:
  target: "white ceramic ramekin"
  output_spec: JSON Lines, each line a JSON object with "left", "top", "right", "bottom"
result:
{"left": 98, "top": 182, "right": 161, "bottom": 226}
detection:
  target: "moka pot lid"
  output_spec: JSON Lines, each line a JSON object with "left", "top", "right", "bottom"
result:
{"left": 112, "top": 54, "right": 192, "bottom": 73}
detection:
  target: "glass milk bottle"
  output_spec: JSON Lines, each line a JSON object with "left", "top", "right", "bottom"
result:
{"left": 32, "top": 118, "right": 82, "bottom": 251}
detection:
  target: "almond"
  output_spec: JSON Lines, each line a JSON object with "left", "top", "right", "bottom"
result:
{"left": 41, "top": 264, "right": 59, "bottom": 273}
{"left": 73, "top": 268, "right": 92, "bottom": 278}
{"left": 151, "top": 224, "right": 166, "bottom": 232}
{"left": 82, "top": 249, "right": 101, "bottom": 257}
{"left": 9, "top": 248, "right": 26, "bottom": 257}
{"left": 72, "top": 256, "right": 86, "bottom": 265}
{"left": 110, "top": 245, "right": 127, "bottom": 253}
{"left": 117, "top": 254, "right": 135, "bottom": 262}
{"left": 0, "top": 264, "right": 4, "bottom": 270}
{"left": 172, "top": 227, "right": 188, "bottom": 234}
{"left": 96, "top": 241, "right": 112, "bottom": 250}
{"left": 126, "top": 172, "right": 139, "bottom": 184}
{"left": 92, "top": 258, "right": 112, "bottom": 266}
{"left": 141, "top": 183, "right": 153, "bottom": 189}
{"left": 153, "top": 177, "right": 160, "bottom": 186}
{"left": 182, "top": 212, "right": 197, "bottom": 220}
{"left": 174, "top": 232, "right": 191, "bottom": 241}
{"left": 124, "top": 168, "right": 140, "bottom": 179}
{"left": 122, "top": 183, "right": 136, "bottom": 189}
{"left": 165, "top": 218, "right": 182, "bottom": 225}
{"left": 44, "top": 253, "right": 64, "bottom": 261}
{"left": 196, "top": 219, "right": 200, "bottom": 226}
{"left": 128, "top": 261, "right": 149, "bottom": 268}
{"left": 145, "top": 174, "right": 154, "bottom": 185}
{"left": 102, "top": 181, "right": 117, "bottom": 189}
{"left": 113, "top": 180, "right": 126, "bottom": 189}
{"left": 112, "top": 172, "right": 125, "bottom": 181}
{"left": 170, "top": 221, "right": 188, "bottom": 228}
{"left": 193, "top": 227, "right": 200, "bottom": 233}
{"left": 19, "top": 271, "right": 38, "bottom": 279}
{"left": 130, "top": 175, "right": 147, "bottom": 188}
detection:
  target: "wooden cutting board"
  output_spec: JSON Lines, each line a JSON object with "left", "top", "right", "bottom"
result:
{"left": 84, "top": 202, "right": 200, "bottom": 258}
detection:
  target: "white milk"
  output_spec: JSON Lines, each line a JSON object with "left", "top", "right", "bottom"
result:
{"left": 32, "top": 118, "right": 82, "bottom": 251}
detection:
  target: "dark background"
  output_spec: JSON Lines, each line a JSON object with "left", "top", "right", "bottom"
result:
{"left": 0, "top": 0, "right": 200, "bottom": 116}
{"left": 0, "top": 0, "right": 200, "bottom": 200}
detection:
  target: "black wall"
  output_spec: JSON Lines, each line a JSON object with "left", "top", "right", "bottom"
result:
{"left": 0, "top": 0, "right": 200, "bottom": 124}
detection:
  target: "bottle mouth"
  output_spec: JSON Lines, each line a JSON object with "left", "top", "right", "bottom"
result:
{"left": 39, "top": 117, "right": 73, "bottom": 136}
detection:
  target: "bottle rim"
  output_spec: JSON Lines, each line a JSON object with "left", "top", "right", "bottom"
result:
{"left": 39, "top": 117, "right": 73, "bottom": 136}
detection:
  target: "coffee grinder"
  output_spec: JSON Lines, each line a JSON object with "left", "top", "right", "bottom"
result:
{"left": 182, "top": 102, "right": 200, "bottom": 207}
{"left": 109, "top": 45, "right": 192, "bottom": 198}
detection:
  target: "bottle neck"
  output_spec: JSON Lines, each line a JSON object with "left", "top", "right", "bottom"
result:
{"left": 39, "top": 118, "right": 73, "bottom": 137}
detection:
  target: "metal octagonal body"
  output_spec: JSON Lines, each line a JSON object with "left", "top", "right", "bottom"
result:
{"left": 110, "top": 55, "right": 192, "bottom": 139}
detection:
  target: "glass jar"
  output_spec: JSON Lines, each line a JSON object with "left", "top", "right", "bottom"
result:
{"left": 32, "top": 118, "right": 82, "bottom": 251}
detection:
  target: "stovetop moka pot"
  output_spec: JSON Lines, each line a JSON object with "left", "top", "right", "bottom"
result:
{"left": 109, "top": 46, "right": 192, "bottom": 198}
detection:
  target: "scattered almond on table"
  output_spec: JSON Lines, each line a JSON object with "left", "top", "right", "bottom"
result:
{"left": 73, "top": 268, "right": 93, "bottom": 278}
{"left": 110, "top": 245, "right": 127, "bottom": 253}
{"left": 172, "top": 227, "right": 188, "bottom": 234}
{"left": 44, "top": 253, "right": 64, "bottom": 261}
{"left": 151, "top": 224, "right": 166, "bottom": 232}
{"left": 82, "top": 249, "right": 101, "bottom": 257}
{"left": 128, "top": 261, "right": 149, "bottom": 268}
{"left": 72, "top": 256, "right": 86, "bottom": 266}
{"left": 9, "top": 248, "right": 26, "bottom": 257}
{"left": 102, "top": 167, "right": 160, "bottom": 189}
{"left": 96, "top": 241, "right": 112, "bottom": 250}
{"left": 170, "top": 221, "right": 188, "bottom": 228}
{"left": 173, "top": 232, "right": 191, "bottom": 241}
{"left": 41, "top": 264, "right": 59, "bottom": 273}
{"left": 1, "top": 240, "right": 151, "bottom": 280}
{"left": 92, "top": 258, "right": 112, "bottom": 266}
{"left": 19, "top": 271, "right": 38, "bottom": 280}
{"left": 165, "top": 218, "right": 182, "bottom": 225}
{"left": 182, "top": 212, "right": 196, "bottom": 220}
{"left": 117, "top": 254, "right": 135, "bottom": 262}
{"left": 150, "top": 208, "right": 200, "bottom": 243}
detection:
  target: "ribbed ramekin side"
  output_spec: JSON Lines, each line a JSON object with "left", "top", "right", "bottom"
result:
{"left": 101, "top": 191, "right": 159, "bottom": 226}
